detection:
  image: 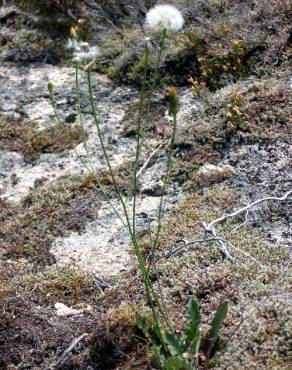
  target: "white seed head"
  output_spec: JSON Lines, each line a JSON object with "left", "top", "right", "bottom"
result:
{"left": 145, "top": 4, "right": 184, "bottom": 33}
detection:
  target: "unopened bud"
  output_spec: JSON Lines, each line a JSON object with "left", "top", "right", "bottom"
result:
{"left": 167, "top": 87, "right": 180, "bottom": 116}
{"left": 47, "top": 81, "right": 54, "bottom": 95}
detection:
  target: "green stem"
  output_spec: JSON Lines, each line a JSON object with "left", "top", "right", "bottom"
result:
{"left": 75, "top": 67, "right": 91, "bottom": 169}
{"left": 48, "top": 90, "right": 62, "bottom": 125}
{"left": 86, "top": 67, "right": 169, "bottom": 338}
{"left": 150, "top": 112, "right": 177, "bottom": 265}
{"left": 132, "top": 42, "right": 150, "bottom": 235}
{"left": 87, "top": 68, "right": 131, "bottom": 227}
{"left": 143, "top": 29, "right": 167, "bottom": 134}
{"left": 75, "top": 66, "right": 127, "bottom": 228}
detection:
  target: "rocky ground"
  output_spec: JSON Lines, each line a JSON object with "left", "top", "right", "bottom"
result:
{"left": 0, "top": 1, "right": 291, "bottom": 369}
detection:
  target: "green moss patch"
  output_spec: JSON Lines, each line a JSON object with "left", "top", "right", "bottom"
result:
{"left": 0, "top": 115, "right": 83, "bottom": 162}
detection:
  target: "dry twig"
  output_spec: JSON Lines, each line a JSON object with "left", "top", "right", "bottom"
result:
{"left": 137, "top": 140, "right": 168, "bottom": 179}
{"left": 51, "top": 333, "right": 88, "bottom": 369}
{"left": 201, "top": 190, "right": 291, "bottom": 260}
{"left": 205, "top": 190, "right": 291, "bottom": 231}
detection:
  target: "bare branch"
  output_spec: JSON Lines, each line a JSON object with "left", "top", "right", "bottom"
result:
{"left": 165, "top": 238, "right": 219, "bottom": 259}
{"left": 52, "top": 333, "right": 88, "bottom": 369}
{"left": 206, "top": 190, "right": 291, "bottom": 230}
{"left": 201, "top": 189, "right": 291, "bottom": 260}
{"left": 217, "top": 237, "right": 265, "bottom": 268}
{"left": 166, "top": 236, "right": 265, "bottom": 268}
{"left": 137, "top": 140, "right": 168, "bottom": 179}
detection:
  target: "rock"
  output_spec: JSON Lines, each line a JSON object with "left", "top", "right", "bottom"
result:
{"left": 0, "top": 33, "right": 8, "bottom": 46}
{"left": 54, "top": 302, "right": 84, "bottom": 317}
{"left": 0, "top": 7, "right": 19, "bottom": 23}
{"left": 65, "top": 112, "right": 77, "bottom": 123}
{"left": 197, "top": 163, "right": 235, "bottom": 176}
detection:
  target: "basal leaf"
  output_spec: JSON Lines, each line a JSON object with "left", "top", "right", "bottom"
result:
{"left": 164, "top": 331, "right": 182, "bottom": 356}
{"left": 164, "top": 356, "right": 188, "bottom": 370}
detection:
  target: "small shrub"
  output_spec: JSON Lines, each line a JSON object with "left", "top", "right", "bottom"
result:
{"left": 14, "top": 0, "right": 82, "bottom": 16}
{"left": 183, "top": 31, "right": 246, "bottom": 89}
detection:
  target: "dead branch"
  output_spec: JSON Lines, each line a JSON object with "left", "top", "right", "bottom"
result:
{"left": 165, "top": 236, "right": 265, "bottom": 268}
{"left": 137, "top": 140, "right": 168, "bottom": 179}
{"left": 52, "top": 333, "right": 88, "bottom": 369}
{"left": 165, "top": 238, "right": 219, "bottom": 259}
{"left": 217, "top": 237, "right": 265, "bottom": 268}
{"left": 201, "top": 189, "right": 291, "bottom": 259}
{"left": 205, "top": 190, "right": 291, "bottom": 231}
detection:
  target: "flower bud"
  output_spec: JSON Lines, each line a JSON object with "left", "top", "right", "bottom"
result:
{"left": 167, "top": 87, "right": 180, "bottom": 116}
{"left": 47, "top": 81, "right": 54, "bottom": 95}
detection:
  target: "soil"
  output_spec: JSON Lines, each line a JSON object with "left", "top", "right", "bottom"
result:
{"left": 0, "top": 1, "right": 291, "bottom": 369}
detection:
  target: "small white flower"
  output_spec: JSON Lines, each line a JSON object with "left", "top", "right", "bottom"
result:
{"left": 145, "top": 4, "right": 184, "bottom": 33}
{"left": 66, "top": 38, "right": 100, "bottom": 63}
{"left": 72, "top": 46, "right": 100, "bottom": 62}
{"left": 66, "top": 38, "right": 78, "bottom": 50}
{"left": 74, "top": 41, "right": 90, "bottom": 52}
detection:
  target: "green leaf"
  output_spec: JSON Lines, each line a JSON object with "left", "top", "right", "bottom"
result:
{"left": 209, "top": 301, "right": 228, "bottom": 340}
{"left": 184, "top": 297, "right": 201, "bottom": 349}
{"left": 189, "top": 333, "right": 201, "bottom": 357}
{"left": 206, "top": 301, "right": 228, "bottom": 357}
{"left": 164, "top": 331, "right": 182, "bottom": 356}
{"left": 137, "top": 316, "right": 150, "bottom": 336}
{"left": 164, "top": 356, "right": 188, "bottom": 370}
{"left": 188, "top": 296, "right": 201, "bottom": 323}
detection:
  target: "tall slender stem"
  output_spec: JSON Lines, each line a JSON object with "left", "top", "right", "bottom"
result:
{"left": 75, "top": 67, "right": 127, "bottom": 228}
{"left": 132, "top": 43, "right": 150, "bottom": 235}
{"left": 86, "top": 67, "right": 169, "bottom": 336}
{"left": 143, "top": 29, "right": 167, "bottom": 134}
{"left": 87, "top": 69, "right": 131, "bottom": 228}
{"left": 150, "top": 112, "right": 177, "bottom": 265}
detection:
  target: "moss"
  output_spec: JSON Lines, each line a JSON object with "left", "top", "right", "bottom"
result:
{"left": 93, "top": 27, "right": 144, "bottom": 84}
{"left": 80, "top": 159, "right": 135, "bottom": 196}
{"left": 0, "top": 115, "right": 83, "bottom": 162}
{"left": 189, "top": 164, "right": 234, "bottom": 190}
{"left": 178, "top": 75, "right": 291, "bottom": 154}
{"left": 3, "top": 25, "right": 63, "bottom": 65}
{"left": 15, "top": 266, "right": 98, "bottom": 306}
{"left": 0, "top": 175, "right": 102, "bottom": 265}
{"left": 121, "top": 99, "right": 167, "bottom": 137}
{"left": 140, "top": 185, "right": 290, "bottom": 367}
{"left": 90, "top": 302, "right": 150, "bottom": 369}
{"left": 0, "top": 276, "right": 97, "bottom": 369}
{"left": 15, "top": 0, "right": 82, "bottom": 17}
